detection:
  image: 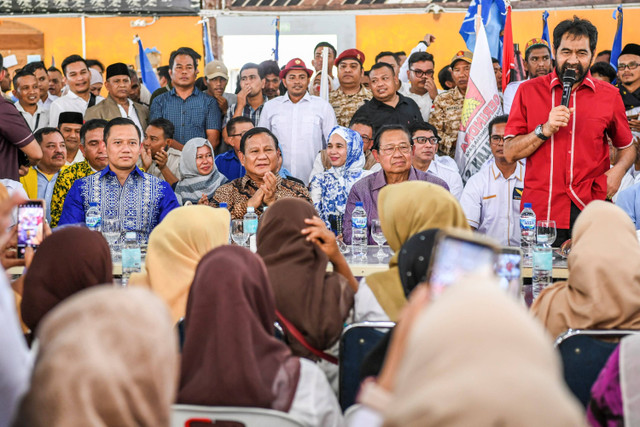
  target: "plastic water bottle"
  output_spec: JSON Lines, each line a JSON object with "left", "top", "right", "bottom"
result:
{"left": 351, "top": 202, "right": 368, "bottom": 259}
{"left": 532, "top": 236, "right": 553, "bottom": 298}
{"left": 121, "top": 231, "right": 141, "bottom": 286}
{"left": 85, "top": 202, "right": 101, "bottom": 231}
{"left": 520, "top": 203, "right": 536, "bottom": 261}
{"left": 244, "top": 207, "right": 259, "bottom": 253}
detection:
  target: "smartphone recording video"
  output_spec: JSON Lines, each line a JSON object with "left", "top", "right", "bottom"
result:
{"left": 17, "top": 200, "right": 45, "bottom": 259}
{"left": 496, "top": 247, "right": 523, "bottom": 298}
{"left": 427, "top": 231, "right": 498, "bottom": 299}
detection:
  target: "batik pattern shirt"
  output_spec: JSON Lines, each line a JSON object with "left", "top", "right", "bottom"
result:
{"left": 50, "top": 160, "right": 95, "bottom": 227}
{"left": 211, "top": 174, "right": 312, "bottom": 220}
{"left": 58, "top": 165, "right": 179, "bottom": 244}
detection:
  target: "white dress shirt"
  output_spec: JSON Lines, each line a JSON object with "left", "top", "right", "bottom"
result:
{"left": 399, "top": 41, "right": 428, "bottom": 84}
{"left": 288, "top": 358, "right": 345, "bottom": 427}
{"left": 427, "top": 160, "right": 463, "bottom": 199}
{"left": 66, "top": 149, "right": 85, "bottom": 166}
{"left": 117, "top": 99, "right": 143, "bottom": 135}
{"left": 0, "top": 268, "right": 32, "bottom": 427}
{"left": 38, "top": 93, "right": 58, "bottom": 112}
{"left": 49, "top": 91, "right": 104, "bottom": 127}
{"left": 259, "top": 92, "right": 337, "bottom": 185}
{"left": 352, "top": 278, "right": 391, "bottom": 324}
{"left": 502, "top": 80, "right": 526, "bottom": 115}
{"left": 14, "top": 102, "right": 49, "bottom": 132}
{"left": 460, "top": 158, "right": 525, "bottom": 246}
{"left": 399, "top": 81, "right": 433, "bottom": 122}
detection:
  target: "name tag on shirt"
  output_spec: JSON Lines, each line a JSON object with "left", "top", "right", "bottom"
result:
{"left": 513, "top": 187, "right": 523, "bottom": 201}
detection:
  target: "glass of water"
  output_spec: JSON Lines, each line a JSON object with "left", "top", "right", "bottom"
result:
{"left": 537, "top": 220, "right": 557, "bottom": 247}
{"left": 371, "top": 219, "right": 386, "bottom": 259}
{"left": 231, "top": 219, "right": 249, "bottom": 247}
{"left": 102, "top": 217, "right": 122, "bottom": 261}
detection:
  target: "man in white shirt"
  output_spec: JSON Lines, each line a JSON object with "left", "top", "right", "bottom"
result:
{"left": 49, "top": 55, "right": 103, "bottom": 126}
{"left": 23, "top": 61, "right": 57, "bottom": 111}
{"left": 259, "top": 58, "right": 337, "bottom": 185}
{"left": 57, "top": 112, "right": 85, "bottom": 165}
{"left": 399, "top": 51, "right": 438, "bottom": 122}
{"left": 13, "top": 69, "right": 48, "bottom": 132}
{"left": 503, "top": 38, "right": 553, "bottom": 114}
{"left": 409, "top": 122, "right": 463, "bottom": 199}
{"left": 84, "top": 63, "right": 148, "bottom": 135}
{"left": 460, "top": 115, "right": 525, "bottom": 246}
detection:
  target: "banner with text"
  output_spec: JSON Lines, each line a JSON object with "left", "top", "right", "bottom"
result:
{"left": 455, "top": 19, "right": 503, "bottom": 183}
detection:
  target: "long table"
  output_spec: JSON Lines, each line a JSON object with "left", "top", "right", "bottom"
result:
{"left": 9, "top": 245, "right": 569, "bottom": 280}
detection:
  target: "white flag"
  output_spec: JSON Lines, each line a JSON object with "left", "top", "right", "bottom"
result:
{"left": 455, "top": 20, "right": 503, "bottom": 183}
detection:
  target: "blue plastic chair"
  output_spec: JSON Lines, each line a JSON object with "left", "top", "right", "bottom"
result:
{"left": 339, "top": 321, "right": 395, "bottom": 411}
{"left": 554, "top": 329, "right": 640, "bottom": 407}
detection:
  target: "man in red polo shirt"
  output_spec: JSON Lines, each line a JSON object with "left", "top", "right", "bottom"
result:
{"left": 505, "top": 17, "right": 635, "bottom": 244}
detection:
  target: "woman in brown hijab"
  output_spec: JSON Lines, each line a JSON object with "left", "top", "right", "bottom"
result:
{"left": 355, "top": 181, "right": 469, "bottom": 323}
{"left": 20, "top": 226, "right": 112, "bottom": 333}
{"left": 178, "top": 246, "right": 343, "bottom": 427}
{"left": 532, "top": 201, "right": 640, "bottom": 339}
{"left": 13, "top": 286, "right": 178, "bottom": 427}
{"left": 257, "top": 198, "right": 356, "bottom": 360}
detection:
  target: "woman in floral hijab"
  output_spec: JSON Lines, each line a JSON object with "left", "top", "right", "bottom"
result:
{"left": 310, "top": 126, "right": 371, "bottom": 235}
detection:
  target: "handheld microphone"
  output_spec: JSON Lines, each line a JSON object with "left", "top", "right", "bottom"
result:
{"left": 561, "top": 69, "right": 577, "bottom": 107}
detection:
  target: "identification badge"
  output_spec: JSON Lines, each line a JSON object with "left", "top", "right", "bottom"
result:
{"left": 513, "top": 187, "right": 523, "bottom": 201}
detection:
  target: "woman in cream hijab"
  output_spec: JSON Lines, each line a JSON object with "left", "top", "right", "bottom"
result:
{"left": 129, "top": 205, "right": 230, "bottom": 322}
{"left": 13, "top": 286, "right": 178, "bottom": 427}
{"left": 531, "top": 201, "right": 640, "bottom": 339}
{"left": 353, "top": 181, "right": 468, "bottom": 323}
{"left": 349, "top": 275, "right": 586, "bottom": 427}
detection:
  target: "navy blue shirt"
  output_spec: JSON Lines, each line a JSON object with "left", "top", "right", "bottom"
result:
{"left": 150, "top": 87, "right": 221, "bottom": 144}
{"left": 215, "top": 150, "right": 245, "bottom": 181}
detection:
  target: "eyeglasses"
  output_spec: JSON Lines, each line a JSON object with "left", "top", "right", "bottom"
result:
{"left": 409, "top": 68, "right": 435, "bottom": 78}
{"left": 229, "top": 130, "right": 249, "bottom": 138}
{"left": 378, "top": 144, "right": 411, "bottom": 156}
{"left": 618, "top": 62, "right": 639, "bottom": 71}
{"left": 360, "top": 134, "right": 372, "bottom": 143}
{"left": 412, "top": 136, "right": 439, "bottom": 145}
{"left": 490, "top": 135, "right": 505, "bottom": 144}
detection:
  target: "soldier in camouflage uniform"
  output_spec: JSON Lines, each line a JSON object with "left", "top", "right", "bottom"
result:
{"left": 329, "top": 49, "right": 372, "bottom": 127}
{"left": 429, "top": 50, "right": 472, "bottom": 158}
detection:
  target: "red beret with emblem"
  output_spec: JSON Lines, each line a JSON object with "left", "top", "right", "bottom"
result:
{"left": 279, "top": 58, "right": 314, "bottom": 80}
{"left": 335, "top": 49, "right": 366, "bottom": 66}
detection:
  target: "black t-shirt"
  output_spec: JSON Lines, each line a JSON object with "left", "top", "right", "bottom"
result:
{"left": 351, "top": 92, "right": 424, "bottom": 133}
{"left": 618, "top": 82, "right": 640, "bottom": 111}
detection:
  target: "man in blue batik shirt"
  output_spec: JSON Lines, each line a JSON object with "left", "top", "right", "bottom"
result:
{"left": 59, "top": 117, "right": 179, "bottom": 243}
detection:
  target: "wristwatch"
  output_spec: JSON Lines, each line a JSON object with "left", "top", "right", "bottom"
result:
{"left": 535, "top": 124, "right": 550, "bottom": 141}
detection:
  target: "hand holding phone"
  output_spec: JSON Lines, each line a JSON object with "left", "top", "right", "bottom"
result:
{"left": 17, "top": 200, "right": 45, "bottom": 259}
{"left": 427, "top": 231, "right": 498, "bottom": 299}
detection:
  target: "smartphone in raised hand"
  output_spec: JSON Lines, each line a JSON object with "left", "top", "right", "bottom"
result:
{"left": 17, "top": 200, "right": 45, "bottom": 259}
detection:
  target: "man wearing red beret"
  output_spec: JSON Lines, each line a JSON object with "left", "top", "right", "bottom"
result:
{"left": 329, "top": 49, "right": 372, "bottom": 127}
{"left": 259, "top": 58, "right": 337, "bottom": 186}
